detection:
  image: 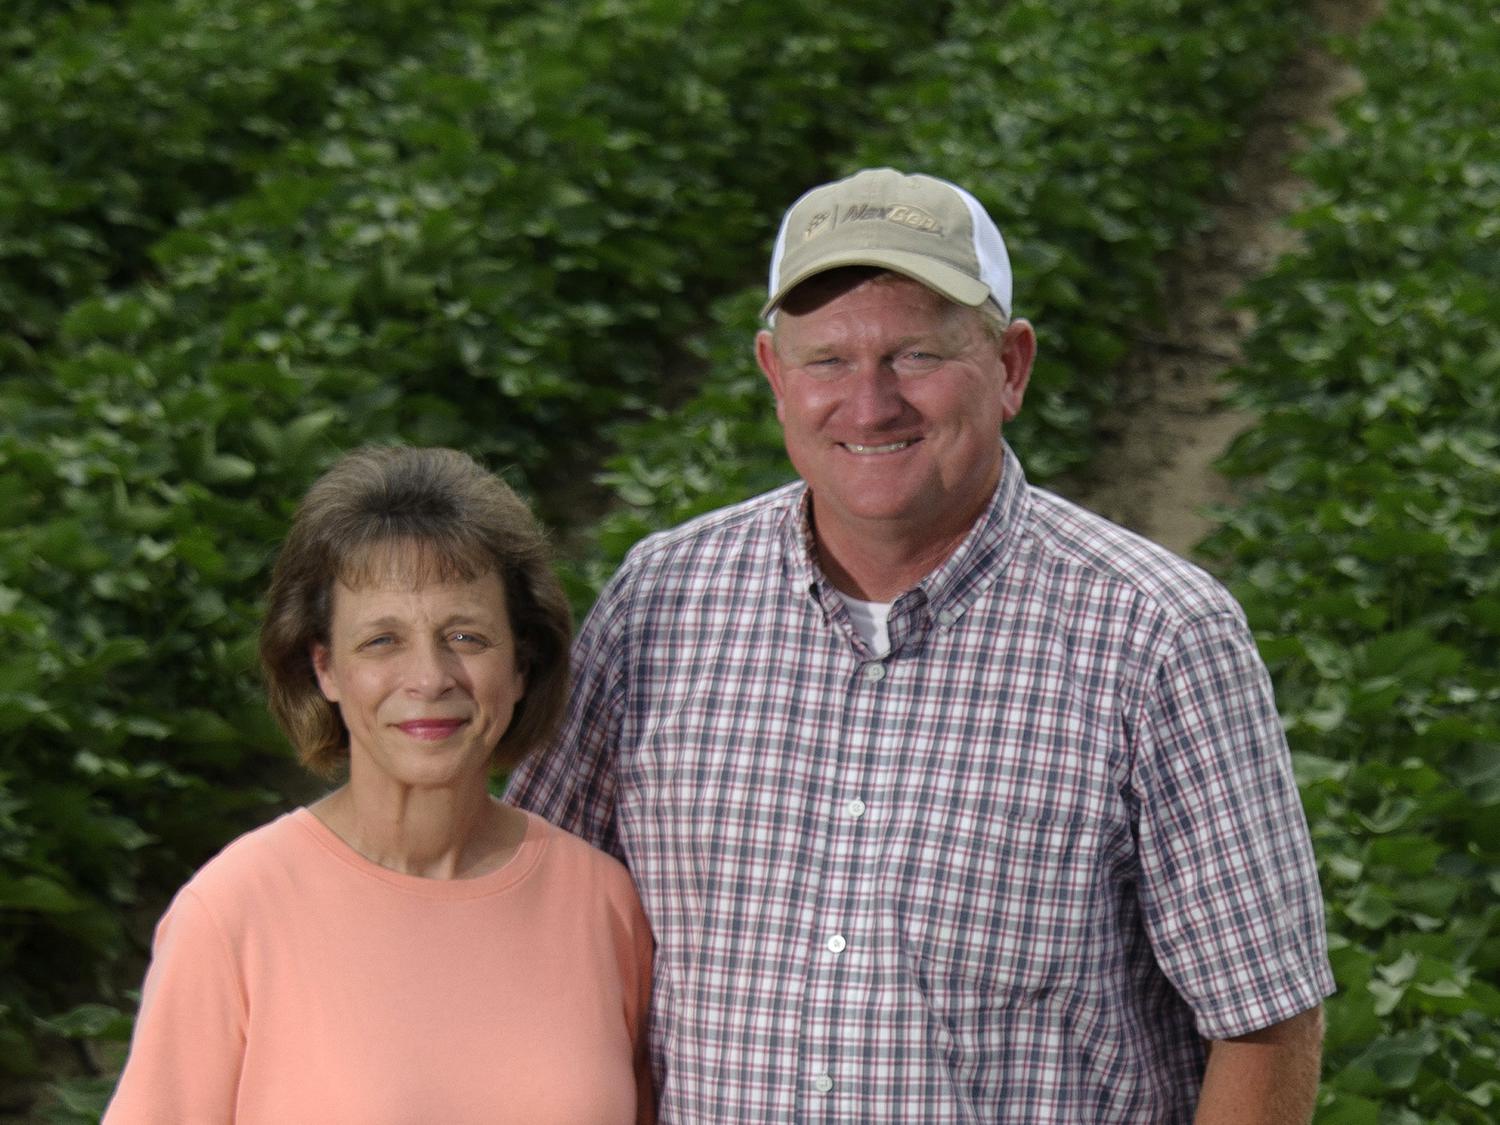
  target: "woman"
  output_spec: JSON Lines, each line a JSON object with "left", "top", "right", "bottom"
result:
{"left": 104, "top": 446, "right": 653, "bottom": 1124}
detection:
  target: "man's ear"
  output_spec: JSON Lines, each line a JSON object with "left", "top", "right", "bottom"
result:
{"left": 755, "top": 329, "right": 787, "bottom": 422}
{"left": 998, "top": 319, "right": 1037, "bottom": 422}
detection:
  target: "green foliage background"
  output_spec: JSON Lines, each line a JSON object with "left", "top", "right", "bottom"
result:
{"left": 1202, "top": 6, "right": 1500, "bottom": 1119}
{"left": 1, "top": 0, "right": 1495, "bottom": 1120}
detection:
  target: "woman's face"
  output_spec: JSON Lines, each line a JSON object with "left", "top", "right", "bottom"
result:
{"left": 310, "top": 565, "right": 525, "bottom": 796}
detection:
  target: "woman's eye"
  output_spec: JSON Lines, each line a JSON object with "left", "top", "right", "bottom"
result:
{"left": 450, "top": 632, "right": 488, "bottom": 647}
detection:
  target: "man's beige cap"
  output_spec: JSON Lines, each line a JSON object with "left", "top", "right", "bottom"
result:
{"left": 762, "top": 168, "right": 1012, "bottom": 319}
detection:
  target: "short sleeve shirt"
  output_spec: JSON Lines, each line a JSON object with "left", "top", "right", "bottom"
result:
{"left": 507, "top": 443, "right": 1333, "bottom": 1123}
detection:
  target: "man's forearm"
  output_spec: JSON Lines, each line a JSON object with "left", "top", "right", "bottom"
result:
{"left": 1193, "top": 1005, "right": 1324, "bottom": 1125}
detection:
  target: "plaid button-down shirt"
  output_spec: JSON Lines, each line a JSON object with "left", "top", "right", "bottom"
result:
{"left": 507, "top": 444, "right": 1333, "bottom": 1123}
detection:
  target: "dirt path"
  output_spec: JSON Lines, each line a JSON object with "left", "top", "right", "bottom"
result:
{"left": 1054, "top": 0, "right": 1381, "bottom": 563}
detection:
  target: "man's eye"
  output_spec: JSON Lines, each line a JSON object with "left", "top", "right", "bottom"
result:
{"left": 450, "top": 632, "right": 488, "bottom": 647}
{"left": 896, "top": 351, "right": 942, "bottom": 373}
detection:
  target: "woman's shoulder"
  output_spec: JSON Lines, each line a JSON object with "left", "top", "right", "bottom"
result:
{"left": 524, "top": 812, "right": 627, "bottom": 876}
{"left": 174, "top": 808, "right": 319, "bottom": 915}
{"left": 520, "top": 814, "right": 652, "bottom": 977}
{"left": 522, "top": 814, "right": 640, "bottom": 906}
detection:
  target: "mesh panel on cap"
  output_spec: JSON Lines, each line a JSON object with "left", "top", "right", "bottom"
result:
{"left": 952, "top": 183, "right": 1012, "bottom": 318}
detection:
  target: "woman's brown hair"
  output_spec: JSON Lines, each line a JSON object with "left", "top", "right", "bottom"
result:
{"left": 259, "top": 446, "right": 572, "bottom": 776}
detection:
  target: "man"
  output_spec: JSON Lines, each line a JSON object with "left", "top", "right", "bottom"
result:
{"left": 508, "top": 168, "right": 1334, "bottom": 1122}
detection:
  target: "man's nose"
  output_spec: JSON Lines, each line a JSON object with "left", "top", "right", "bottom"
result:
{"left": 842, "top": 358, "right": 908, "bottom": 427}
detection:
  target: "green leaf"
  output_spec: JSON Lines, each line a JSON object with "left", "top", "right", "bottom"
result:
{"left": 1367, "top": 835, "right": 1443, "bottom": 874}
{"left": 175, "top": 529, "right": 227, "bottom": 578}
{"left": 1314, "top": 1092, "right": 1381, "bottom": 1125}
{"left": 1293, "top": 753, "right": 1351, "bottom": 785}
{"left": 36, "top": 1003, "right": 133, "bottom": 1042}
{"left": 284, "top": 409, "right": 338, "bottom": 453}
{"left": 1368, "top": 979, "right": 1404, "bottom": 1018}
{"left": 1345, "top": 886, "right": 1398, "bottom": 929}
{"left": 1466, "top": 1081, "right": 1500, "bottom": 1108}
{"left": 1357, "top": 798, "right": 1419, "bottom": 835}
{"left": 201, "top": 454, "right": 257, "bottom": 485}
{"left": 1353, "top": 1029, "right": 1440, "bottom": 1089}
{"left": 0, "top": 874, "right": 82, "bottom": 913}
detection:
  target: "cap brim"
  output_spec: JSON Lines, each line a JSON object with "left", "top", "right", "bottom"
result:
{"left": 761, "top": 248, "right": 993, "bottom": 319}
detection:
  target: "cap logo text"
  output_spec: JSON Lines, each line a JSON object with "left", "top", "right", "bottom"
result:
{"left": 839, "top": 203, "right": 942, "bottom": 235}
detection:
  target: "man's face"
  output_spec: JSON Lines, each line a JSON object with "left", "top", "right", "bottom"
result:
{"left": 756, "top": 273, "right": 1033, "bottom": 558}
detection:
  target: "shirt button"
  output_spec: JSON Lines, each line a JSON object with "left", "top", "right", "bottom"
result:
{"left": 937, "top": 608, "right": 957, "bottom": 627}
{"left": 827, "top": 934, "right": 847, "bottom": 954}
{"left": 813, "top": 1074, "right": 834, "bottom": 1094}
{"left": 845, "top": 799, "right": 866, "bottom": 819}
{"left": 863, "top": 663, "right": 886, "bottom": 682}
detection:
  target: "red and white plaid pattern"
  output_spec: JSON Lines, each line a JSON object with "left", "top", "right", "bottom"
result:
{"left": 508, "top": 444, "right": 1333, "bottom": 1123}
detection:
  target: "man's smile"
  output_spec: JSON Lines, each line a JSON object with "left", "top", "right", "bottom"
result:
{"left": 840, "top": 439, "right": 917, "bottom": 455}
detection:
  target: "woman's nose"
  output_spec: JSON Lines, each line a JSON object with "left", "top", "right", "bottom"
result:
{"left": 403, "top": 642, "right": 458, "bottom": 695}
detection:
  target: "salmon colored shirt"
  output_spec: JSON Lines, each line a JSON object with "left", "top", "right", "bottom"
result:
{"left": 104, "top": 808, "right": 653, "bottom": 1124}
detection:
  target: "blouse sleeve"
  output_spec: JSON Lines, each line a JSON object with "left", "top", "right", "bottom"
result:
{"left": 103, "top": 887, "right": 247, "bottom": 1124}
{"left": 607, "top": 869, "right": 656, "bottom": 1125}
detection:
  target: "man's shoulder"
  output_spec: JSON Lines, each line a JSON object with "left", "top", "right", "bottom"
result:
{"left": 1024, "top": 485, "right": 1242, "bottom": 625}
{"left": 615, "top": 480, "right": 803, "bottom": 576}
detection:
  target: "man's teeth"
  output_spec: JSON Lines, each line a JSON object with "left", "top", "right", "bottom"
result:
{"left": 844, "top": 440, "right": 913, "bottom": 454}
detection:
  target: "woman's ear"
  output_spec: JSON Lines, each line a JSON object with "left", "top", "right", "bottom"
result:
{"left": 311, "top": 643, "right": 339, "bottom": 703}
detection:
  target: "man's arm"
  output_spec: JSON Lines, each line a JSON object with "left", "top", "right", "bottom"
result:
{"left": 1131, "top": 610, "right": 1333, "bottom": 1118}
{"left": 1194, "top": 1004, "right": 1324, "bottom": 1125}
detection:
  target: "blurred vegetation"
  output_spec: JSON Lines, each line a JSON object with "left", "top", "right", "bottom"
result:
{"left": 1203, "top": 3, "right": 1500, "bottom": 1119}
{"left": 5, "top": 0, "right": 1495, "bottom": 1121}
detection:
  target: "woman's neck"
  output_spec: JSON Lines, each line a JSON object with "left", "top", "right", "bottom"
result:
{"left": 309, "top": 780, "right": 525, "bottom": 880}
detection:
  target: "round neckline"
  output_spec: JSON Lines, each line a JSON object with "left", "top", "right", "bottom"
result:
{"left": 288, "top": 806, "right": 546, "bottom": 900}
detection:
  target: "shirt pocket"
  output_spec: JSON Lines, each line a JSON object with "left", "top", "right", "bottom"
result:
{"left": 895, "top": 807, "right": 1102, "bottom": 1003}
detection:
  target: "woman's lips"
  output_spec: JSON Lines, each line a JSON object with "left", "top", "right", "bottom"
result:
{"left": 396, "top": 719, "right": 467, "bottom": 740}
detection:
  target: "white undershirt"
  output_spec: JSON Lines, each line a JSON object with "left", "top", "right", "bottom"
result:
{"left": 837, "top": 593, "right": 894, "bottom": 657}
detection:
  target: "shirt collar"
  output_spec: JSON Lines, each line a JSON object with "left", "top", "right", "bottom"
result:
{"left": 779, "top": 442, "right": 1032, "bottom": 628}
{"left": 780, "top": 484, "right": 822, "bottom": 597}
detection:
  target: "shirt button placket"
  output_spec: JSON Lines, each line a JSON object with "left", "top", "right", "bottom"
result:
{"left": 812, "top": 659, "right": 881, "bottom": 1112}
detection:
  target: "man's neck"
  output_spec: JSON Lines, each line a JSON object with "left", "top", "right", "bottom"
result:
{"left": 812, "top": 513, "right": 977, "bottom": 602}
